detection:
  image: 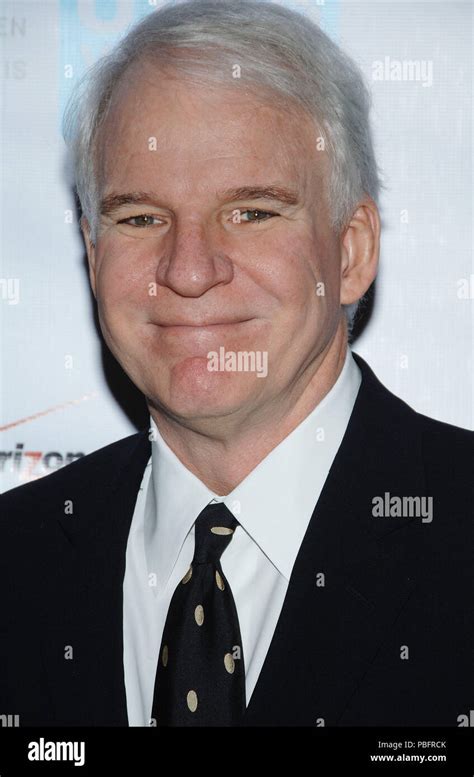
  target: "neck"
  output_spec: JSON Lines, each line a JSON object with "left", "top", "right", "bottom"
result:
{"left": 149, "top": 321, "right": 348, "bottom": 495}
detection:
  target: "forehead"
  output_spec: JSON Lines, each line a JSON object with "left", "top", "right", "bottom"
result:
{"left": 98, "top": 59, "right": 327, "bottom": 197}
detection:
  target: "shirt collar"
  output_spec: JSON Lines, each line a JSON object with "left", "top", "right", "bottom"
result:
{"left": 145, "top": 347, "right": 361, "bottom": 588}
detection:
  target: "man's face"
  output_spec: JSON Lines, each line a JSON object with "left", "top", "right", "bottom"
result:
{"left": 86, "top": 61, "right": 344, "bottom": 422}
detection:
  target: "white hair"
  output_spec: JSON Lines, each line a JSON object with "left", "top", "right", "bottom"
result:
{"left": 62, "top": 0, "right": 382, "bottom": 329}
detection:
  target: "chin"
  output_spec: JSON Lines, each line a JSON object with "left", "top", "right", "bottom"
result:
{"left": 164, "top": 395, "right": 244, "bottom": 421}
{"left": 151, "top": 363, "right": 260, "bottom": 420}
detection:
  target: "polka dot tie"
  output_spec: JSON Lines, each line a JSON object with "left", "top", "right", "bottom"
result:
{"left": 151, "top": 502, "right": 246, "bottom": 726}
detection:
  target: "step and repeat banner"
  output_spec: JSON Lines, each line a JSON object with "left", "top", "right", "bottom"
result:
{"left": 1, "top": 0, "right": 472, "bottom": 491}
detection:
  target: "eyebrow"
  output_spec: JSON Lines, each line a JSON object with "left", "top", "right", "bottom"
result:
{"left": 99, "top": 185, "right": 300, "bottom": 216}
{"left": 218, "top": 185, "right": 300, "bottom": 206}
{"left": 100, "top": 191, "right": 157, "bottom": 217}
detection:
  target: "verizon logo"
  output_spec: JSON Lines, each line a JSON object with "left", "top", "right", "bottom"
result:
{"left": 0, "top": 443, "right": 84, "bottom": 477}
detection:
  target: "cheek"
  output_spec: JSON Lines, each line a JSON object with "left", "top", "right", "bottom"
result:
{"left": 95, "top": 241, "right": 152, "bottom": 310}
{"left": 259, "top": 235, "right": 335, "bottom": 310}
{"left": 298, "top": 231, "right": 341, "bottom": 307}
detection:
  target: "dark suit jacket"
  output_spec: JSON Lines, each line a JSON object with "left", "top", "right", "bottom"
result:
{"left": 1, "top": 354, "right": 472, "bottom": 726}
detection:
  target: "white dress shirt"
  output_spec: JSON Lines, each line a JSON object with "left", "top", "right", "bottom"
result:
{"left": 123, "top": 348, "right": 362, "bottom": 725}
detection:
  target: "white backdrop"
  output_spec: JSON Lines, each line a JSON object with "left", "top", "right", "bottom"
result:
{"left": 1, "top": 0, "right": 472, "bottom": 492}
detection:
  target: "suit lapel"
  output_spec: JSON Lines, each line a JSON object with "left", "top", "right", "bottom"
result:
{"left": 242, "top": 355, "right": 426, "bottom": 725}
{"left": 46, "top": 429, "right": 151, "bottom": 725}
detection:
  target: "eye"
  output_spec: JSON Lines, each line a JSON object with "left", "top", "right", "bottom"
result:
{"left": 117, "top": 214, "right": 163, "bottom": 227}
{"left": 238, "top": 209, "right": 277, "bottom": 223}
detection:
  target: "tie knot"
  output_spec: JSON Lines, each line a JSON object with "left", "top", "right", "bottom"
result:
{"left": 192, "top": 502, "right": 239, "bottom": 565}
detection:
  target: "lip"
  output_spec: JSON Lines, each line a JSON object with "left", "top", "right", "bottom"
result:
{"left": 154, "top": 319, "right": 253, "bottom": 329}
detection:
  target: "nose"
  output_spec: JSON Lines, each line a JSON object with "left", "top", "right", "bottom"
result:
{"left": 155, "top": 219, "right": 233, "bottom": 297}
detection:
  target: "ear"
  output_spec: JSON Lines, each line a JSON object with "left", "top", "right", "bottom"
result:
{"left": 339, "top": 197, "right": 380, "bottom": 306}
{"left": 81, "top": 216, "right": 97, "bottom": 299}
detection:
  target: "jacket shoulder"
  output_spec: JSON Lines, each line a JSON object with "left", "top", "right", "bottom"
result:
{"left": 0, "top": 430, "right": 149, "bottom": 524}
{"left": 413, "top": 412, "right": 473, "bottom": 546}
{"left": 416, "top": 411, "right": 473, "bottom": 479}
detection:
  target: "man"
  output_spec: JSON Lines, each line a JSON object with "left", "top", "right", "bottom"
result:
{"left": 0, "top": 0, "right": 472, "bottom": 727}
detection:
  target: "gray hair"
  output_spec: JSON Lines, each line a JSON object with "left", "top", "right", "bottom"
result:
{"left": 62, "top": 0, "right": 382, "bottom": 329}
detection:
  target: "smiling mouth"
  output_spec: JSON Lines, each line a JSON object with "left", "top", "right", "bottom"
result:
{"left": 154, "top": 319, "right": 253, "bottom": 329}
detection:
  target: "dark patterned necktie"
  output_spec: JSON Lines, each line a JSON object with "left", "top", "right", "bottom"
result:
{"left": 151, "top": 502, "right": 246, "bottom": 726}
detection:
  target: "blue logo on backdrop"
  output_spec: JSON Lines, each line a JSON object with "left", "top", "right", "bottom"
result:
{"left": 59, "top": 0, "right": 162, "bottom": 129}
